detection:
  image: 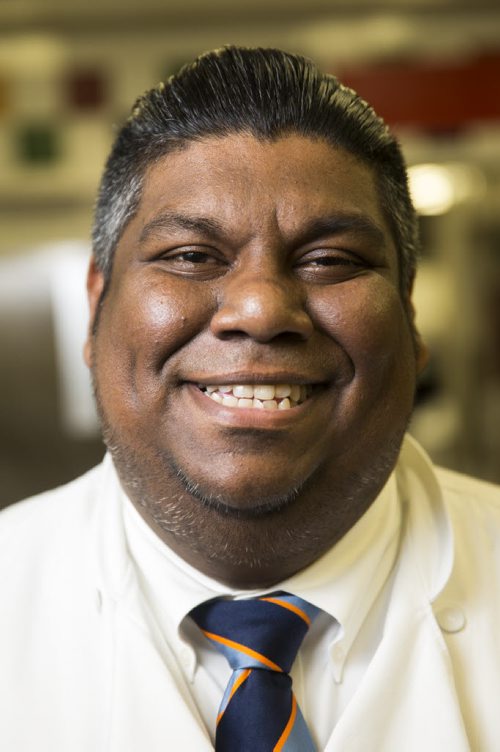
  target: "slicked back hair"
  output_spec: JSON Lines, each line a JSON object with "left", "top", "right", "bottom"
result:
{"left": 92, "top": 46, "right": 419, "bottom": 292}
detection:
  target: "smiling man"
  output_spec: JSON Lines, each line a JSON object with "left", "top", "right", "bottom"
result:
{"left": 1, "top": 47, "right": 500, "bottom": 752}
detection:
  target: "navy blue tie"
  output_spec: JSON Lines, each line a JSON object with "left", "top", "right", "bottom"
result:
{"left": 190, "top": 592, "right": 319, "bottom": 751}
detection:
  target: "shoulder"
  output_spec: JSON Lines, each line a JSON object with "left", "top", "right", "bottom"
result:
{"left": 435, "top": 465, "right": 500, "bottom": 524}
{"left": 400, "top": 436, "right": 500, "bottom": 591}
{"left": 401, "top": 434, "right": 500, "bottom": 524}
{"left": 0, "top": 462, "right": 106, "bottom": 565}
{"left": 434, "top": 466, "right": 500, "bottom": 599}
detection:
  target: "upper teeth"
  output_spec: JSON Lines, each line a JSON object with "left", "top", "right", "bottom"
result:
{"left": 200, "top": 383, "right": 311, "bottom": 410}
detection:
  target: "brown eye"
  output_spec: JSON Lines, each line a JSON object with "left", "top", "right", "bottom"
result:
{"left": 309, "top": 256, "right": 358, "bottom": 266}
{"left": 155, "top": 246, "right": 228, "bottom": 280}
{"left": 294, "top": 249, "right": 369, "bottom": 284}
{"left": 178, "top": 251, "right": 213, "bottom": 263}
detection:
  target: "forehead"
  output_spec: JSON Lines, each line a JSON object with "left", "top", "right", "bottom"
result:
{"left": 125, "top": 133, "right": 397, "bottom": 266}
{"left": 146, "top": 134, "right": 378, "bottom": 210}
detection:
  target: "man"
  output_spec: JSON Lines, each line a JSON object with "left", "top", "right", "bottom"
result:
{"left": 1, "top": 47, "right": 499, "bottom": 751}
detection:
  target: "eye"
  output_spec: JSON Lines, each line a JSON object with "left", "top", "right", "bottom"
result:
{"left": 295, "top": 248, "right": 368, "bottom": 282}
{"left": 175, "top": 250, "right": 214, "bottom": 263}
{"left": 154, "top": 247, "right": 228, "bottom": 279}
{"left": 308, "top": 256, "right": 358, "bottom": 266}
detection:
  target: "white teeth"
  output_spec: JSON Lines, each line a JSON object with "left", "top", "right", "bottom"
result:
{"left": 275, "top": 384, "right": 291, "bottom": 398}
{"left": 202, "top": 382, "right": 314, "bottom": 410}
{"left": 233, "top": 384, "right": 254, "bottom": 399}
{"left": 237, "top": 398, "right": 253, "bottom": 408}
{"left": 253, "top": 384, "right": 276, "bottom": 400}
{"left": 263, "top": 400, "right": 278, "bottom": 410}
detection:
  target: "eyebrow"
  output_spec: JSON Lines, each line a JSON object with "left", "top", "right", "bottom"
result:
{"left": 293, "top": 214, "right": 387, "bottom": 249}
{"left": 139, "top": 209, "right": 387, "bottom": 250}
{"left": 139, "top": 211, "right": 226, "bottom": 244}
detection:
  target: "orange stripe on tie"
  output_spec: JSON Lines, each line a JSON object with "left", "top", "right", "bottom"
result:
{"left": 273, "top": 694, "right": 297, "bottom": 751}
{"left": 216, "top": 668, "right": 251, "bottom": 726}
{"left": 202, "top": 630, "right": 283, "bottom": 672}
{"left": 260, "top": 597, "right": 311, "bottom": 626}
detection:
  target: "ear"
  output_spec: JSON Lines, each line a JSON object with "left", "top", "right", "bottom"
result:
{"left": 83, "top": 256, "right": 105, "bottom": 369}
{"left": 405, "top": 275, "right": 429, "bottom": 376}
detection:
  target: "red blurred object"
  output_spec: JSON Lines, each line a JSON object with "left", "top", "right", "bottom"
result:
{"left": 336, "top": 54, "right": 500, "bottom": 131}
{"left": 65, "top": 69, "right": 106, "bottom": 110}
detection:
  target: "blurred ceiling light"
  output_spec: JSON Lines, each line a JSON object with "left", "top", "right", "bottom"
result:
{"left": 408, "top": 162, "right": 486, "bottom": 216}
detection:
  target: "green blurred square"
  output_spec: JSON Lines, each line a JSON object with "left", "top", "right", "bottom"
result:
{"left": 17, "top": 122, "right": 59, "bottom": 164}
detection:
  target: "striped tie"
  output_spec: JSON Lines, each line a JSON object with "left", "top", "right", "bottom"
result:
{"left": 190, "top": 592, "right": 319, "bottom": 751}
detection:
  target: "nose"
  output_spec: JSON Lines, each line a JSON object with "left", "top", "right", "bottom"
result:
{"left": 210, "top": 271, "right": 314, "bottom": 342}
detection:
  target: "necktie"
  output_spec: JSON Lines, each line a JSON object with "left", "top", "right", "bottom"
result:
{"left": 190, "top": 592, "right": 319, "bottom": 751}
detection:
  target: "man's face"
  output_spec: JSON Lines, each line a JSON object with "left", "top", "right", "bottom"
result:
{"left": 86, "top": 133, "right": 425, "bottom": 587}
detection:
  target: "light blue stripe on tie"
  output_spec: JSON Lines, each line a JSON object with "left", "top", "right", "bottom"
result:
{"left": 280, "top": 594, "right": 321, "bottom": 623}
{"left": 282, "top": 704, "right": 317, "bottom": 751}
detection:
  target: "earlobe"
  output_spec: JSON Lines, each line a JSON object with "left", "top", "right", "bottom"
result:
{"left": 404, "top": 282, "right": 429, "bottom": 376}
{"left": 83, "top": 256, "right": 105, "bottom": 368}
{"left": 414, "top": 331, "right": 430, "bottom": 375}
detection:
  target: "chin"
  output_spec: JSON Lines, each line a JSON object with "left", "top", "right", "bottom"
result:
{"left": 173, "top": 461, "right": 307, "bottom": 518}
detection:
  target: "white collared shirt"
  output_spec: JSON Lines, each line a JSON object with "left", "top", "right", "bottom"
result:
{"left": 123, "top": 468, "right": 402, "bottom": 749}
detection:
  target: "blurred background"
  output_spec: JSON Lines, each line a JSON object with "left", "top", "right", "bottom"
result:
{"left": 1, "top": 0, "right": 500, "bottom": 508}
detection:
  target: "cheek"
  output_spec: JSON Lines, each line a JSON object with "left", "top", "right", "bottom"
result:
{"left": 310, "top": 279, "right": 417, "bottom": 453}
{"left": 310, "top": 277, "right": 417, "bottom": 382}
{"left": 103, "top": 274, "right": 215, "bottom": 360}
{"left": 93, "top": 274, "right": 216, "bottom": 428}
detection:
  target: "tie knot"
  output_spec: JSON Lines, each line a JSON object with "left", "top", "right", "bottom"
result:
{"left": 190, "top": 592, "right": 319, "bottom": 673}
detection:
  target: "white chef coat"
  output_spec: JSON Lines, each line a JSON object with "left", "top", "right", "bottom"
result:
{"left": 1, "top": 434, "right": 500, "bottom": 751}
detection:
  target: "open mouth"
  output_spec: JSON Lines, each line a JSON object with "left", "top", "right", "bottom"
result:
{"left": 197, "top": 383, "right": 314, "bottom": 411}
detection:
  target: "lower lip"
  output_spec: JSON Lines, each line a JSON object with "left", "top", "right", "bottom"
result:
{"left": 185, "top": 384, "right": 318, "bottom": 428}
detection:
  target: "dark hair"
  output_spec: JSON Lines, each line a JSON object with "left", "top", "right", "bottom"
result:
{"left": 92, "top": 46, "right": 419, "bottom": 291}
